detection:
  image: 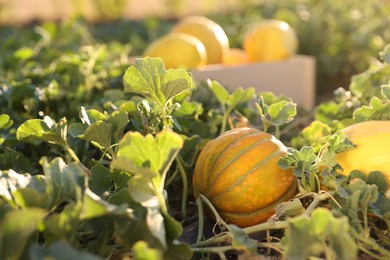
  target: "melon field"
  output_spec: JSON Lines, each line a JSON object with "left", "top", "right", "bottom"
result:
{"left": 1, "top": 1, "right": 390, "bottom": 259}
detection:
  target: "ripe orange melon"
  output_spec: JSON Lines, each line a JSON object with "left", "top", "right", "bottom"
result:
{"left": 142, "top": 32, "right": 207, "bottom": 69}
{"left": 222, "top": 48, "right": 249, "bottom": 66}
{"left": 243, "top": 19, "right": 298, "bottom": 62}
{"left": 193, "top": 127, "right": 296, "bottom": 227}
{"left": 171, "top": 16, "right": 229, "bottom": 64}
{"left": 336, "top": 120, "right": 390, "bottom": 186}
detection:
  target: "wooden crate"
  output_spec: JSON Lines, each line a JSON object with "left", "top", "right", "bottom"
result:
{"left": 191, "top": 55, "right": 316, "bottom": 109}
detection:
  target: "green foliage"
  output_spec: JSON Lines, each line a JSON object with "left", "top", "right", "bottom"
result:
{"left": 282, "top": 208, "right": 358, "bottom": 260}
{"left": 1, "top": 18, "right": 390, "bottom": 259}
{"left": 208, "top": 79, "right": 255, "bottom": 134}
{"left": 256, "top": 92, "right": 297, "bottom": 136}
{"left": 123, "top": 57, "right": 192, "bottom": 131}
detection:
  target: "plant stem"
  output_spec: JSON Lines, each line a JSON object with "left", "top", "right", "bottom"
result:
{"left": 64, "top": 144, "right": 91, "bottom": 178}
{"left": 192, "top": 220, "right": 288, "bottom": 247}
{"left": 220, "top": 112, "right": 228, "bottom": 135}
{"left": 257, "top": 241, "right": 284, "bottom": 254}
{"left": 275, "top": 125, "right": 280, "bottom": 139}
{"left": 196, "top": 196, "right": 205, "bottom": 244}
{"left": 351, "top": 228, "right": 390, "bottom": 258}
{"left": 156, "top": 188, "right": 168, "bottom": 216}
{"left": 199, "top": 194, "right": 229, "bottom": 228}
{"left": 304, "top": 192, "right": 331, "bottom": 216}
{"left": 191, "top": 245, "right": 239, "bottom": 254}
{"left": 161, "top": 105, "right": 170, "bottom": 130}
{"left": 176, "top": 156, "right": 188, "bottom": 219}
{"left": 262, "top": 119, "right": 269, "bottom": 133}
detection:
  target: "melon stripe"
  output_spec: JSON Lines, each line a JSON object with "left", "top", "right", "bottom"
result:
{"left": 210, "top": 149, "right": 283, "bottom": 200}
{"left": 207, "top": 136, "right": 273, "bottom": 191}
{"left": 197, "top": 129, "right": 260, "bottom": 193}
{"left": 197, "top": 129, "right": 258, "bottom": 192}
{"left": 219, "top": 179, "right": 297, "bottom": 217}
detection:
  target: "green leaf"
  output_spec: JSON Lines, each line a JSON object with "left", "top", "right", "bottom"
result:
{"left": 132, "top": 241, "right": 163, "bottom": 260}
{"left": 127, "top": 174, "right": 168, "bottom": 248}
{"left": 80, "top": 107, "right": 106, "bottom": 125}
{"left": 67, "top": 122, "right": 88, "bottom": 137}
{"left": 278, "top": 146, "right": 317, "bottom": 178}
{"left": 381, "top": 84, "right": 390, "bottom": 100}
{"left": 123, "top": 57, "right": 192, "bottom": 107}
{"left": 174, "top": 100, "right": 203, "bottom": 117}
{"left": 326, "top": 130, "right": 354, "bottom": 153}
{"left": 381, "top": 44, "right": 390, "bottom": 64}
{"left": 84, "top": 121, "right": 113, "bottom": 150}
{"left": 41, "top": 157, "right": 85, "bottom": 208}
{"left": 111, "top": 130, "right": 183, "bottom": 249}
{"left": 16, "top": 117, "right": 66, "bottom": 146}
{"left": 113, "top": 130, "right": 183, "bottom": 176}
{"left": 0, "top": 208, "right": 46, "bottom": 260}
{"left": 333, "top": 178, "right": 380, "bottom": 232}
{"left": 208, "top": 79, "right": 229, "bottom": 105}
{"left": 353, "top": 96, "right": 390, "bottom": 122}
{"left": 71, "top": 109, "right": 129, "bottom": 154}
{"left": 179, "top": 135, "right": 205, "bottom": 167}
{"left": 274, "top": 199, "right": 305, "bottom": 220}
{"left": 14, "top": 47, "right": 34, "bottom": 60}
{"left": 0, "top": 147, "right": 34, "bottom": 172}
{"left": 80, "top": 189, "right": 128, "bottom": 220}
{"left": 43, "top": 201, "right": 83, "bottom": 243}
{"left": 89, "top": 165, "right": 112, "bottom": 197}
{"left": 29, "top": 241, "right": 102, "bottom": 260}
{"left": 228, "top": 224, "right": 257, "bottom": 253}
{"left": 226, "top": 87, "right": 255, "bottom": 112}
{"left": 163, "top": 211, "right": 183, "bottom": 240}
{"left": 283, "top": 208, "right": 357, "bottom": 260}
{"left": 0, "top": 114, "right": 13, "bottom": 129}
{"left": 367, "top": 171, "right": 388, "bottom": 193}
{"left": 291, "top": 120, "right": 332, "bottom": 152}
{"left": 0, "top": 158, "right": 84, "bottom": 210}
{"left": 267, "top": 100, "right": 297, "bottom": 126}
{"left": 0, "top": 170, "right": 48, "bottom": 208}
{"left": 106, "top": 110, "right": 129, "bottom": 143}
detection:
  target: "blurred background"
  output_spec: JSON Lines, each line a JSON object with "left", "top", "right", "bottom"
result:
{"left": 1, "top": 0, "right": 390, "bottom": 99}
{"left": 2, "top": 0, "right": 254, "bottom": 23}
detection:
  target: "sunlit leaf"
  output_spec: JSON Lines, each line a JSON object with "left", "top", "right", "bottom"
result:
{"left": 353, "top": 96, "right": 390, "bottom": 122}
{"left": 382, "top": 85, "right": 390, "bottom": 99}
{"left": 16, "top": 117, "right": 66, "bottom": 146}
{"left": 267, "top": 100, "right": 297, "bottom": 126}
{"left": 80, "top": 189, "right": 128, "bottom": 220}
{"left": 283, "top": 208, "right": 357, "bottom": 260}
{"left": 123, "top": 57, "right": 192, "bottom": 107}
{"left": 291, "top": 120, "right": 332, "bottom": 152}
{"left": 0, "top": 208, "right": 46, "bottom": 260}
{"left": 41, "top": 157, "right": 85, "bottom": 208}
{"left": 113, "top": 130, "right": 183, "bottom": 176}
{"left": 14, "top": 47, "right": 34, "bottom": 60}
{"left": 226, "top": 87, "right": 255, "bottom": 111}
{"left": 0, "top": 114, "right": 13, "bottom": 129}
{"left": 132, "top": 241, "right": 163, "bottom": 260}
{"left": 84, "top": 121, "right": 112, "bottom": 150}
{"left": 208, "top": 79, "right": 229, "bottom": 105}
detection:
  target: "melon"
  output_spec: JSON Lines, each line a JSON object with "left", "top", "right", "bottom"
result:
{"left": 193, "top": 127, "right": 296, "bottom": 227}
{"left": 336, "top": 120, "right": 390, "bottom": 186}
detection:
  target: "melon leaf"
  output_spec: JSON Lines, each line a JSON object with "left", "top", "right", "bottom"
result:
{"left": 123, "top": 57, "right": 192, "bottom": 107}
{"left": 282, "top": 208, "right": 357, "bottom": 260}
